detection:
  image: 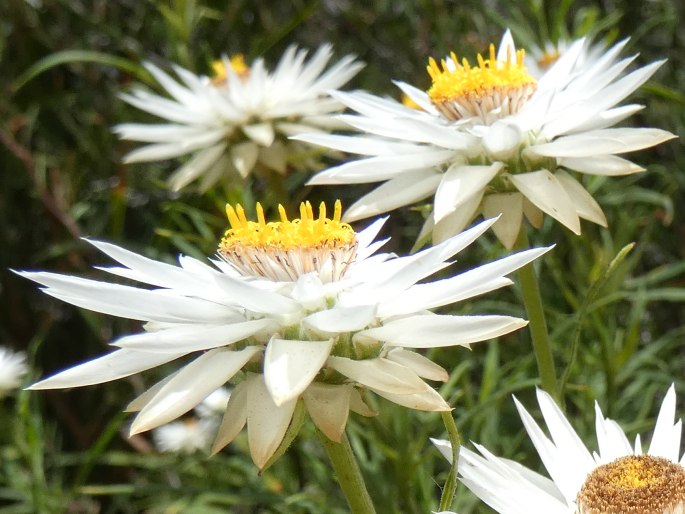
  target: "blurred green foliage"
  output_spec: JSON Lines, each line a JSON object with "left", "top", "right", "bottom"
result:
{"left": 1, "top": 0, "right": 684, "bottom": 512}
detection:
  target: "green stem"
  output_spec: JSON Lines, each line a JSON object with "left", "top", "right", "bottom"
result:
{"left": 438, "top": 411, "right": 462, "bottom": 512}
{"left": 318, "top": 431, "right": 376, "bottom": 514}
{"left": 516, "top": 229, "right": 559, "bottom": 401}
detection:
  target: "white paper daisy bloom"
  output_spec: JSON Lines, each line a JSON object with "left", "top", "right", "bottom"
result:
{"left": 433, "top": 385, "right": 685, "bottom": 514}
{"left": 153, "top": 418, "right": 216, "bottom": 454}
{"left": 301, "top": 31, "right": 676, "bottom": 248}
{"left": 115, "top": 45, "right": 363, "bottom": 191}
{"left": 0, "top": 347, "right": 28, "bottom": 393}
{"left": 18, "top": 200, "right": 549, "bottom": 469}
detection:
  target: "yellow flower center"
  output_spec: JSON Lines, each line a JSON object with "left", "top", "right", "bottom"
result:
{"left": 577, "top": 455, "right": 685, "bottom": 514}
{"left": 537, "top": 49, "right": 561, "bottom": 70}
{"left": 426, "top": 43, "right": 537, "bottom": 123}
{"left": 211, "top": 54, "right": 250, "bottom": 85}
{"left": 219, "top": 200, "right": 357, "bottom": 282}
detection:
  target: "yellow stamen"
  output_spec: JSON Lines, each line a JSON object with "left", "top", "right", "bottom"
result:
{"left": 219, "top": 200, "right": 357, "bottom": 282}
{"left": 538, "top": 49, "right": 561, "bottom": 70}
{"left": 211, "top": 54, "right": 250, "bottom": 84}
{"left": 426, "top": 40, "right": 537, "bottom": 122}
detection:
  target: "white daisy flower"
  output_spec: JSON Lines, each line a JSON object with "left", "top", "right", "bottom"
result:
{"left": 115, "top": 45, "right": 363, "bottom": 191}
{"left": 433, "top": 385, "right": 685, "bottom": 514}
{"left": 0, "top": 346, "right": 28, "bottom": 393}
{"left": 153, "top": 418, "right": 216, "bottom": 454}
{"left": 300, "top": 31, "right": 676, "bottom": 248}
{"left": 18, "top": 200, "right": 549, "bottom": 469}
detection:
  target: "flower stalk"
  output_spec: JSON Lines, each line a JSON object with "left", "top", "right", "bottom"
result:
{"left": 318, "top": 431, "right": 376, "bottom": 514}
{"left": 516, "top": 228, "right": 559, "bottom": 401}
{"left": 438, "top": 411, "right": 462, "bottom": 512}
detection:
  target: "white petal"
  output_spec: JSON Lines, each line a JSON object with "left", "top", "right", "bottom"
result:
{"left": 482, "top": 193, "right": 524, "bottom": 249}
{"left": 326, "top": 356, "right": 429, "bottom": 394}
{"left": 354, "top": 217, "right": 389, "bottom": 260}
{"left": 434, "top": 163, "right": 502, "bottom": 224}
{"left": 17, "top": 270, "right": 235, "bottom": 324}
{"left": 497, "top": 29, "right": 516, "bottom": 62}
{"left": 293, "top": 132, "right": 426, "bottom": 156}
{"left": 125, "top": 371, "right": 178, "bottom": 412}
{"left": 343, "top": 170, "right": 442, "bottom": 222}
{"left": 308, "top": 149, "right": 456, "bottom": 185}
{"left": 258, "top": 140, "right": 287, "bottom": 173}
{"left": 523, "top": 198, "right": 544, "bottom": 228}
{"left": 168, "top": 143, "right": 227, "bottom": 191}
{"left": 508, "top": 170, "right": 581, "bottom": 234}
{"left": 303, "top": 383, "right": 352, "bottom": 442}
{"left": 231, "top": 141, "right": 259, "bottom": 178}
{"left": 356, "top": 314, "right": 527, "bottom": 348}
{"left": 246, "top": 374, "right": 297, "bottom": 469}
{"left": 378, "top": 246, "right": 551, "bottom": 317}
{"left": 123, "top": 128, "right": 228, "bottom": 162}
{"left": 431, "top": 437, "right": 453, "bottom": 462}
{"left": 529, "top": 128, "right": 676, "bottom": 157}
{"left": 432, "top": 194, "right": 483, "bottom": 244}
{"left": 303, "top": 305, "right": 377, "bottom": 334}
{"left": 385, "top": 348, "right": 448, "bottom": 382}
{"left": 372, "top": 386, "right": 451, "bottom": 411}
{"left": 130, "top": 346, "right": 260, "bottom": 434}
{"left": 211, "top": 272, "right": 302, "bottom": 319}
{"left": 483, "top": 122, "right": 522, "bottom": 160}
{"left": 554, "top": 170, "right": 607, "bottom": 227}
{"left": 211, "top": 381, "right": 248, "bottom": 454}
{"left": 242, "top": 123, "right": 275, "bottom": 146}
{"left": 559, "top": 154, "right": 644, "bottom": 176}
{"left": 648, "top": 384, "right": 680, "bottom": 461}
{"left": 349, "top": 388, "right": 377, "bottom": 417}
{"left": 594, "top": 401, "right": 632, "bottom": 462}
{"left": 112, "top": 319, "right": 275, "bottom": 353}
{"left": 264, "top": 337, "right": 333, "bottom": 406}
{"left": 28, "top": 348, "right": 186, "bottom": 389}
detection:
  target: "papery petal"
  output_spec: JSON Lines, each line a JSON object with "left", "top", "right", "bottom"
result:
{"left": 529, "top": 128, "right": 675, "bottom": 158}
{"left": 559, "top": 154, "right": 644, "bottom": 176}
{"left": 303, "top": 305, "right": 377, "bottom": 334}
{"left": 231, "top": 141, "right": 259, "bottom": 178}
{"left": 327, "top": 356, "right": 429, "bottom": 394}
{"left": 482, "top": 193, "right": 524, "bottom": 249}
{"left": 211, "top": 381, "right": 248, "bottom": 455}
{"left": 372, "top": 386, "right": 451, "bottom": 411}
{"left": 246, "top": 374, "right": 297, "bottom": 469}
{"left": 434, "top": 163, "right": 502, "bottom": 224}
{"left": 243, "top": 122, "right": 275, "bottom": 146}
{"left": 264, "top": 337, "right": 334, "bottom": 405}
{"left": 343, "top": 170, "right": 442, "bottom": 222}
{"left": 28, "top": 349, "right": 186, "bottom": 389}
{"left": 112, "top": 319, "right": 275, "bottom": 353}
{"left": 303, "top": 383, "right": 351, "bottom": 442}
{"left": 385, "top": 348, "right": 448, "bottom": 382}
{"left": 554, "top": 170, "right": 607, "bottom": 227}
{"left": 508, "top": 170, "right": 581, "bottom": 234}
{"left": 355, "top": 314, "right": 527, "bottom": 348}
{"left": 130, "top": 346, "right": 260, "bottom": 434}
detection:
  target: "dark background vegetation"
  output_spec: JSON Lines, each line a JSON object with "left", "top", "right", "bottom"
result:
{"left": 1, "top": 0, "right": 684, "bottom": 512}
